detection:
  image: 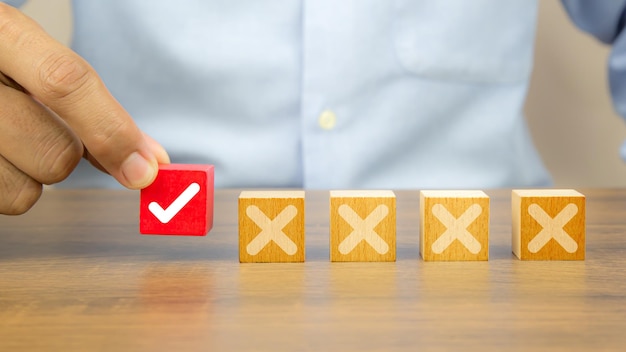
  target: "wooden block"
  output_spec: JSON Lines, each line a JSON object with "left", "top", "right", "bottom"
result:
{"left": 512, "top": 189, "right": 585, "bottom": 260}
{"left": 330, "top": 190, "right": 396, "bottom": 262}
{"left": 420, "top": 190, "right": 490, "bottom": 261}
{"left": 239, "top": 191, "right": 305, "bottom": 263}
{"left": 140, "top": 164, "right": 214, "bottom": 236}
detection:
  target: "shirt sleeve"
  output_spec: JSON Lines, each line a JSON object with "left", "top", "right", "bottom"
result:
{"left": 562, "top": 0, "right": 626, "bottom": 159}
{"left": 1, "top": 0, "right": 27, "bottom": 7}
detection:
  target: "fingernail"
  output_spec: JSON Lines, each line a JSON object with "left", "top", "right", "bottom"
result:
{"left": 121, "top": 152, "right": 156, "bottom": 189}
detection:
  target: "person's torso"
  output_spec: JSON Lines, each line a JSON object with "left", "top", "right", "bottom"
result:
{"left": 64, "top": 0, "right": 551, "bottom": 189}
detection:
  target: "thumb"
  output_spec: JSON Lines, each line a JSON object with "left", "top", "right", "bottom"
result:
{"left": 84, "top": 131, "right": 170, "bottom": 188}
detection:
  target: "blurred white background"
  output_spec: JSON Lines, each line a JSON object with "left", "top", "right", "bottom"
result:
{"left": 20, "top": 0, "right": 626, "bottom": 187}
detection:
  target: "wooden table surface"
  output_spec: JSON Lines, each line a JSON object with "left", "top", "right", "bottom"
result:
{"left": 1, "top": 189, "right": 625, "bottom": 351}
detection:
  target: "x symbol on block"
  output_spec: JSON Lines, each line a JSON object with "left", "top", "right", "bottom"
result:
{"left": 246, "top": 205, "right": 298, "bottom": 256}
{"left": 527, "top": 203, "right": 578, "bottom": 253}
{"left": 338, "top": 204, "right": 390, "bottom": 255}
{"left": 431, "top": 203, "right": 483, "bottom": 254}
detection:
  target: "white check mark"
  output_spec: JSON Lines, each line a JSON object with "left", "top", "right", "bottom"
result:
{"left": 148, "top": 183, "right": 201, "bottom": 223}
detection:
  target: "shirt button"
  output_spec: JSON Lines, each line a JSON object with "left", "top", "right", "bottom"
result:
{"left": 318, "top": 110, "right": 337, "bottom": 130}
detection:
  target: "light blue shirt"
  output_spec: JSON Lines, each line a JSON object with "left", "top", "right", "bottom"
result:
{"left": 6, "top": 0, "right": 626, "bottom": 189}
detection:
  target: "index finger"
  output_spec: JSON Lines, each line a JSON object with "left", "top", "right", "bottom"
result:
{"left": 0, "top": 4, "right": 168, "bottom": 189}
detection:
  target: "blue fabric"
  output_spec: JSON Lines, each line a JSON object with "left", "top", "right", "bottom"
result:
{"left": 561, "top": 0, "right": 626, "bottom": 44}
{"left": 9, "top": 0, "right": 625, "bottom": 189}
{"left": 562, "top": 0, "right": 626, "bottom": 160}
{"left": 3, "top": 0, "right": 25, "bottom": 7}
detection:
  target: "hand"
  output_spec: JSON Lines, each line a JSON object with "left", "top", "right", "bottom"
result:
{"left": 0, "top": 4, "right": 170, "bottom": 215}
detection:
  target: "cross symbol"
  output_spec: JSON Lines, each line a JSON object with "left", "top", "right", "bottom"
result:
{"left": 245, "top": 205, "right": 298, "bottom": 256}
{"left": 527, "top": 203, "right": 579, "bottom": 253}
{"left": 431, "top": 203, "right": 483, "bottom": 254}
{"left": 337, "top": 204, "right": 390, "bottom": 255}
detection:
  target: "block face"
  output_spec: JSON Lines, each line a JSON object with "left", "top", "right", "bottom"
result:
{"left": 239, "top": 191, "right": 305, "bottom": 263}
{"left": 330, "top": 190, "right": 396, "bottom": 262}
{"left": 512, "top": 189, "right": 585, "bottom": 260}
{"left": 140, "top": 164, "right": 214, "bottom": 236}
{"left": 420, "top": 190, "right": 490, "bottom": 261}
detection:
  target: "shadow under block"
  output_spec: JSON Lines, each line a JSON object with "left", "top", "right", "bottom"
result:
{"left": 512, "top": 189, "right": 585, "bottom": 260}
{"left": 140, "top": 164, "right": 214, "bottom": 236}
{"left": 420, "top": 190, "right": 490, "bottom": 261}
{"left": 239, "top": 191, "right": 305, "bottom": 263}
{"left": 330, "top": 190, "right": 396, "bottom": 262}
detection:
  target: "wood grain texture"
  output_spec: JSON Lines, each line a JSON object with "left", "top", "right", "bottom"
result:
{"left": 329, "top": 190, "right": 396, "bottom": 262}
{"left": 512, "top": 189, "right": 585, "bottom": 260}
{"left": 238, "top": 191, "right": 305, "bottom": 263}
{"left": 420, "top": 190, "right": 490, "bottom": 261}
{"left": 1, "top": 189, "right": 626, "bottom": 351}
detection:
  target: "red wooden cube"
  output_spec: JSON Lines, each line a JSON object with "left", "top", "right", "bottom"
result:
{"left": 140, "top": 164, "right": 214, "bottom": 236}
